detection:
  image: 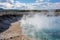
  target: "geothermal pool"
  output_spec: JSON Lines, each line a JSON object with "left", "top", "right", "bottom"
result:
{"left": 21, "top": 11, "right": 60, "bottom": 40}
{"left": 0, "top": 11, "right": 60, "bottom": 40}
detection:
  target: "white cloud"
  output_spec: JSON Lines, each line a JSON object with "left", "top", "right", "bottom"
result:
{"left": 0, "top": 0, "right": 60, "bottom": 10}
{"left": 35, "top": 0, "right": 44, "bottom": 3}
{"left": 35, "top": 0, "right": 50, "bottom": 3}
{"left": 9, "top": 0, "right": 14, "bottom": 3}
{"left": 0, "top": 2, "right": 14, "bottom": 9}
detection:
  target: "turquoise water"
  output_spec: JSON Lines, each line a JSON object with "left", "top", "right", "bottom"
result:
{"left": 21, "top": 14, "right": 60, "bottom": 40}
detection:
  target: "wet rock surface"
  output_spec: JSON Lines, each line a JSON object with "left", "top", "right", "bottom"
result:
{"left": 0, "top": 15, "right": 22, "bottom": 33}
{"left": 0, "top": 15, "right": 23, "bottom": 40}
{"left": 0, "top": 15, "right": 36, "bottom": 40}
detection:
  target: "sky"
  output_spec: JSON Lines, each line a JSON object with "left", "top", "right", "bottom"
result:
{"left": 0, "top": 0, "right": 60, "bottom": 10}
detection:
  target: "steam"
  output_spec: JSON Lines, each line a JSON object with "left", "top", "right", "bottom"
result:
{"left": 20, "top": 10, "right": 60, "bottom": 39}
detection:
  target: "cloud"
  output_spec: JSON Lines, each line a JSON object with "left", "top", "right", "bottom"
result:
{"left": 0, "top": 2, "right": 14, "bottom": 9}
{"left": 35, "top": 0, "right": 50, "bottom": 3}
{"left": 35, "top": 0, "right": 44, "bottom": 3}
{"left": 0, "top": 0, "right": 60, "bottom": 10}
{"left": 9, "top": 0, "right": 14, "bottom": 3}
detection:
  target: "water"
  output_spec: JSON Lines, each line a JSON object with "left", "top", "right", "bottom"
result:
{"left": 21, "top": 10, "right": 60, "bottom": 40}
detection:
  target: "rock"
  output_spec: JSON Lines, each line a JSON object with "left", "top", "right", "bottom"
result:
{"left": 0, "top": 15, "right": 35, "bottom": 40}
{"left": 0, "top": 15, "right": 22, "bottom": 39}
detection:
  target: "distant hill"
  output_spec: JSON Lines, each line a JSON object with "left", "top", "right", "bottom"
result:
{"left": 0, "top": 8, "right": 3, "bottom": 11}
{"left": 0, "top": 8, "right": 60, "bottom": 12}
{"left": 55, "top": 9, "right": 60, "bottom": 12}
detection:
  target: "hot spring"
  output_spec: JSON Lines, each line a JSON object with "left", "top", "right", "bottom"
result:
{"left": 20, "top": 10, "right": 60, "bottom": 40}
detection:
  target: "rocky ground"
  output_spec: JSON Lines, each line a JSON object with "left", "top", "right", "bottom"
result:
{"left": 0, "top": 15, "right": 35, "bottom": 40}
{"left": 0, "top": 15, "right": 22, "bottom": 40}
